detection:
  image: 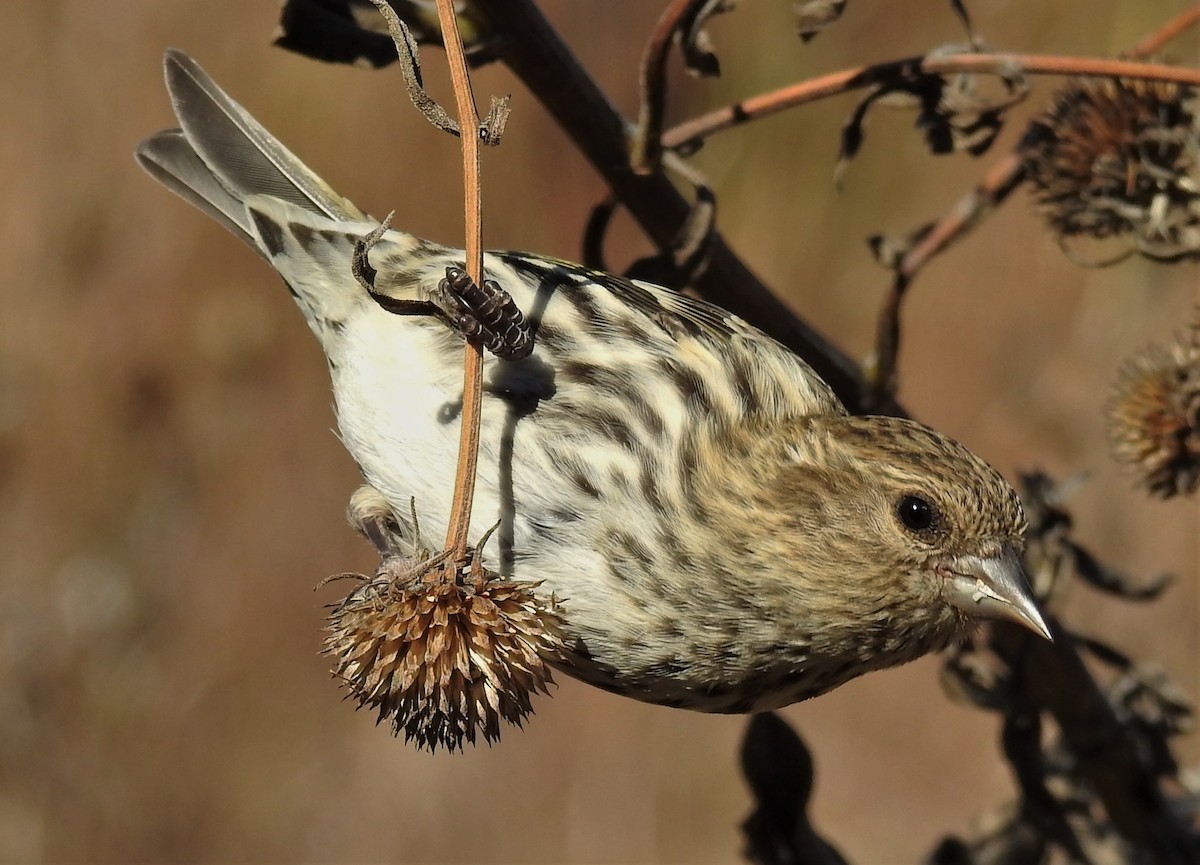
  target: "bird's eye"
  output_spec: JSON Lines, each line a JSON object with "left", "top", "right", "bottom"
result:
{"left": 896, "top": 494, "right": 937, "bottom": 533}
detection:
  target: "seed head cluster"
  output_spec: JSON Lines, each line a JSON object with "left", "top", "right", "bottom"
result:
{"left": 325, "top": 553, "right": 565, "bottom": 752}
{"left": 1106, "top": 318, "right": 1200, "bottom": 498}
{"left": 1024, "top": 76, "right": 1200, "bottom": 262}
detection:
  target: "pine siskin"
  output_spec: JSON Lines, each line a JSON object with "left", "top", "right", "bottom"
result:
{"left": 137, "top": 50, "right": 1050, "bottom": 715}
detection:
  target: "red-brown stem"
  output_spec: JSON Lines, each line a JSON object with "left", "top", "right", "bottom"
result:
{"left": 663, "top": 53, "right": 1200, "bottom": 150}
{"left": 433, "top": 0, "right": 485, "bottom": 560}
{"left": 1127, "top": 4, "right": 1200, "bottom": 58}
{"left": 899, "top": 152, "right": 1028, "bottom": 283}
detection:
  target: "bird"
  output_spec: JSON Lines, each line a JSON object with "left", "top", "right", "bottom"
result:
{"left": 136, "top": 49, "right": 1050, "bottom": 715}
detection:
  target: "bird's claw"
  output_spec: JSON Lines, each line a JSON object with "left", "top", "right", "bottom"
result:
{"left": 437, "top": 266, "right": 534, "bottom": 360}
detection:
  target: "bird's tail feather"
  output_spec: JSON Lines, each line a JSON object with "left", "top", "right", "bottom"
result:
{"left": 137, "top": 128, "right": 262, "bottom": 251}
{"left": 134, "top": 48, "right": 367, "bottom": 258}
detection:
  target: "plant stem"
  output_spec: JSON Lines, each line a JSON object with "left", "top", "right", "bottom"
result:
{"left": 433, "top": 0, "right": 485, "bottom": 560}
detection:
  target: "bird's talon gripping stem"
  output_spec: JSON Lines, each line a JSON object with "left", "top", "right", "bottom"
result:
{"left": 438, "top": 266, "right": 534, "bottom": 360}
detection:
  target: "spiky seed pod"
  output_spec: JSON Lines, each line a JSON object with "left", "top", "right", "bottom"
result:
{"left": 1106, "top": 320, "right": 1200, "bottom": 498}
{"left": 325, "top": 553, "right": 565, "bottom": 752}
{"left": 1023, "top": 76, "right": 1200, "bottom": 263}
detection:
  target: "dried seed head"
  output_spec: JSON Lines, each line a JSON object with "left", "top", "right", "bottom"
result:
{"left": 1106, "top": 319, "right": 1200, "bottom": 498}
{"left": 325, "top": 554, "right": 565, "bottom": 752}
{"left": 1024, "top": 76, "right": 1200, "bottom": 263}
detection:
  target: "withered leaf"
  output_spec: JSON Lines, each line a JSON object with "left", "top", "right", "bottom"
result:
{"left": 588, "top": 184, "right": 716, "bottom": 290}
{"left": 1072, "top": 632, "right": 1134, "bottom": 671}
{"left": 675, "top": 0, "right": 739, "bottom": 78}
{"left": 741, "top": 712, "right": 814, "bottom": 825}
{"left": 794, "top": 0, "right": 847, "bottom": 42}
{"left": 275, "top": 0, "right": 400, "bottom": 68}
{"left": 796, "top": 1, "right": 974, "bottom": 43}
{"left": 582, "top": 197, "right": 618, "bottom": 272}
{"left": 1066, "top": 539, "right": 1173, "bottom": 601}
{"left": 835, "top": 51, "right": 1029, "bottom": 184}
{"left": 939, "top": 640, "right": 1011, "bottom": 711}
{"left": 948, "top": 0, "right": 974, "bottom": 42}
{"left": 740, "top": 713, "right": 849, "bottom": 865}
{"left": 1111, "top": 667, "right": 1195, "bottom": 736}
{"left": 625, "top": 184, "right": 715, "bottom": 287}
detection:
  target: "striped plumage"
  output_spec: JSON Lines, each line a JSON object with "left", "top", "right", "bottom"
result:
{"left": 137, "top": 50, "right": 1049, "bottom": 713}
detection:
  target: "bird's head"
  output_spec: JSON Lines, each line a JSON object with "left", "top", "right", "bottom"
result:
{"left": 762, "top": 414, "right": 1051, "bottom": 649}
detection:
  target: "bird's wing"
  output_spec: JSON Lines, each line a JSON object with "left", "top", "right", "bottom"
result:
{"left": 487, "top": 253, "right": 848, "bottom": 422}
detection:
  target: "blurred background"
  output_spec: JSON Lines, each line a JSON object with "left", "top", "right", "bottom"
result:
{"left": 2, "top": 1, "right": 1197, "bottom": 861}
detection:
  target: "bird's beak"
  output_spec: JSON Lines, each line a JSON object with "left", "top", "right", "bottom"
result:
{"left": 943, "top": 545, "right": 1053, "bottom": 641}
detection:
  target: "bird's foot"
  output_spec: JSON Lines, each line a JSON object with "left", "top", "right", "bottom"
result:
{"left": 346, "top": 484, "right": 416, "bottom": 558}
{"left": 355, "top": 229, "right": 533, "bottom": 360}
{"left": 435, "top": 266, "right": 534, "bottom": 360}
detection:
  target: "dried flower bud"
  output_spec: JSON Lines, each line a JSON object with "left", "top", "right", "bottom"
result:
{"left": 795, "top": 0, "right": 847, "bottom": 42}
{"left": 1024, "top": 76, "right": 1200, "bottom": 263}
{"left": 325, "top": 552, "right": 565, "bottom": 752}
{"left": 1106, "top": 320, "right": 1200, "bottom": 498}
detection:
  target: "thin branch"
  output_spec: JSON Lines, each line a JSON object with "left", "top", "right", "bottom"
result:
{"left": 896, "top": 153, "right": 1027, "bottom": 285}
{"left": 663, "top": 53, "right": 1200, "bottom": 152}
{"left": 588, "top": 150, "right": 718, "bottom": 286}
{"left": 432, "top": 0, "right": 486, "bottom": 560}
{"left": 364, "top": 0, "right": 492, "bottom": 560}
{"left": 1126, "top": 3, "right": 1200, "bottom": 59}
{"left": 631, "top": 0, "right": 712, "bottom": 174}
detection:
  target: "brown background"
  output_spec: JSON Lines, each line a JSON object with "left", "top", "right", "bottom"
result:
{"left": 2, "top": 1, "right": 1197, "bottom": 862}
